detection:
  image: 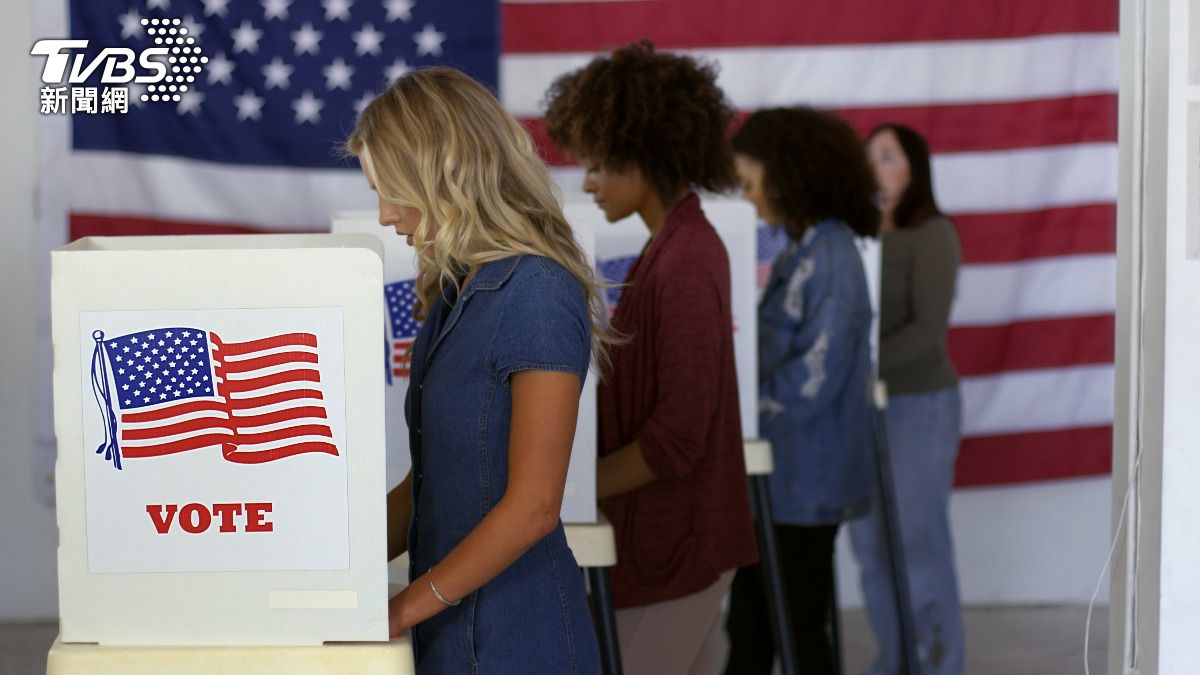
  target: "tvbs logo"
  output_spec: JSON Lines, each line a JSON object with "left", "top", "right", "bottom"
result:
{"left": 31, "top": 40, "right": 171, "bottom": 86}
{"left": 31, "top": 18, "right": 207, "bottom": 114}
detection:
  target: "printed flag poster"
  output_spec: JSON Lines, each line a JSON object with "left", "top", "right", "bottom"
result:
{"left": 78, "top": 307, "right": 350, "bottom": 574}
{"left": 386, "top": 279, "right": 419, "bottom": 382}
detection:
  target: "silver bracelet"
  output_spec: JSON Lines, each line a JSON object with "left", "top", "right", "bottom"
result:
{"left": 428, "top": 578, "right": 461, "bottom": 608}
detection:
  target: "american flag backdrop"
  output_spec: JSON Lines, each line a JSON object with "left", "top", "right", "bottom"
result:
{"left": 45, "top": 0, "right": 1118, "bottom": 487}
{"left": 90, "top": 327, "right": 339, "bottom": 469}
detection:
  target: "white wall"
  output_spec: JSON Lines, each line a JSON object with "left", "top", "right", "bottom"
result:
{"left": 0, "top": 0, "right": 59, "bottom": 620}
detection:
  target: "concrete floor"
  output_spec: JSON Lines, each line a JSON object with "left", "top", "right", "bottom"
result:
{"left": 838, "top": 606, "right": 1108, "bottom": 675}
{"left": 0, "top": 623, "right": 55, "bottom": 675}
{"left": 2, "top": 606, "right": 1108, "bottom": 674}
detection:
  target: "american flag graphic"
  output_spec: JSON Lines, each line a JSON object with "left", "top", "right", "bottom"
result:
{"left": 90, "top": 327, "right": 339, "bottom": 470}
{"left": 45, "top": 0, "right": 1117, "bottom": 488}
{"left": 597, "top": 255, "right": 637, "bottom": 313}
{"left": 385, "top": 279, "right": 420, "bottom": 381}
{"left": 756, "top": 225, "right": 789, "bottom": 291}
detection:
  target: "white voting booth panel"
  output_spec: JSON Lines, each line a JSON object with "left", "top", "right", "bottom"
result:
{"left": 568, "top": 198, "right": 760, "bottom": 439}
{"left": 52, "top": 235, "right": 389, "bottom": 647}
{"left": 859, "top": 238, "right": 882, "bottom": 368}
{"left": 330, "top": 214, "right": 598, "bottom": 523}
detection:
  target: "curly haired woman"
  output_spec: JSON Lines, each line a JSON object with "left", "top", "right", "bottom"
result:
{"left": 545, "top": 41, "right": 757, "bottom": 675}
{"left": 724, "top": 107, "right": 880, "bottom": 675}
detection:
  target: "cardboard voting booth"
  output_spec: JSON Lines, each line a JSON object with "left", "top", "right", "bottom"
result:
{"left": 330, "top": 214, "right": 599, "bottom": 523}
{"left": 51, "top": 235, "right": 390, "bottom": 648}
{"left": 572, "top": 197, "right": 761, "bottom": 439}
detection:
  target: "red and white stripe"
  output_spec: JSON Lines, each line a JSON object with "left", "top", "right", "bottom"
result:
{"left": 119, "top": 332, "right": 338, "bottom": 463}
{"left": 392, "top": 338, "right": 414, "bottom": 378}
{"left": 120, "top": 397, "right": 234, "bottom": 459}
{"left": 213, "top": 332, "right": 338, "bottom": 463}
{"left": 65, "top": 1, "right": 1118, "bottom": 487}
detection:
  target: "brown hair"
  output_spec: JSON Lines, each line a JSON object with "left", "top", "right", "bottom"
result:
{"left": 866, "top": 124, "right": 943, "bottom": 229}
{"left": 732, "top": 107, "right": 881, "bottom": 240}
{"left": 543, "top": 40, "right": 737, "bottom": 202}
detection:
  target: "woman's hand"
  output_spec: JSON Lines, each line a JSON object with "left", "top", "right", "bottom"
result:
{"left": 597, "top": 440, "right": 657, "bottom": 500}
{"left": 386, "top": 568, "right": 478, "bottom": 638}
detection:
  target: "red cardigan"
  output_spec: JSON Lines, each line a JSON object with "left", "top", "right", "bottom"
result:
{"left": 598, "top": 194, "right": 758, "bottom": 609}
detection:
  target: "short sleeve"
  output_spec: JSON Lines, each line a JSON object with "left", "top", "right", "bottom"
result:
{"left": 491, "top": 268, "right": 591, "bottom": 385}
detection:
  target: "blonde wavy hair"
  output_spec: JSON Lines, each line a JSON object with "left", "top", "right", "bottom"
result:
{"left": 346, "top": 67, "right": 618, "bottom": 372}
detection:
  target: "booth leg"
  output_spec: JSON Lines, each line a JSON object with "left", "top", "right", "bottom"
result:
{"left": 587, "top": 566, "right": 624, "bottom": 675}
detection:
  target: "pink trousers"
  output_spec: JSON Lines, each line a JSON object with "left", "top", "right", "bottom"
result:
{"left": 614, "top": 569, "right": 736, "bottom": 675}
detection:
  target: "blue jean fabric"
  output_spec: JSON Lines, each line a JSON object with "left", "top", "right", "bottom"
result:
{"left": 848, "top": 386, "right": 965, "bottom": 675}
{"left": 405, "top": 255, "right": 601, "bottom": 675}
{"left": 758, "top": 220, "right": 876, "bottom": 525}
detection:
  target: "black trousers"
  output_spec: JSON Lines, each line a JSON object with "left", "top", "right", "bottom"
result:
{"left": 724, "top": 523, "right": 840, "bottom": 675}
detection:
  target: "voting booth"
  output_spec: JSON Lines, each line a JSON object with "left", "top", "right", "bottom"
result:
{"left": 50, "top": 234, "right": 392, "bottom": 651}
{"left": 331, "top": 214, "right": 599, "bottom": 523}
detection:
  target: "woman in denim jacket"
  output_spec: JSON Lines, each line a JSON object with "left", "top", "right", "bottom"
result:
{"left": 724, "top": 107, "right": 880, "bottom": 675}
{"left": 349, "top": 68, "right": 616, "bottom": 674}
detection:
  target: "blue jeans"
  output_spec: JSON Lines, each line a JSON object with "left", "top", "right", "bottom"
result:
{"left": 849, "top": 386, "right": 964, "bottom": 675}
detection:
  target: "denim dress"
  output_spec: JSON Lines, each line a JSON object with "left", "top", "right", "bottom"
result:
{"left": 758, "top": 219, "right": 875, "bottom": 525}
{"left": 404, "top": 255, "right": 601, "bottom": 675}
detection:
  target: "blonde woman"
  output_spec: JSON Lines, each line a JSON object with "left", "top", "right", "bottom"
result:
{"left": 348, "top": 67, "right": 608, "bottom": 675}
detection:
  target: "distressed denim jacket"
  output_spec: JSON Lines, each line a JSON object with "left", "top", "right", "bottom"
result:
{"left": 758, "top": 219, "right": 875, "bottom": 525}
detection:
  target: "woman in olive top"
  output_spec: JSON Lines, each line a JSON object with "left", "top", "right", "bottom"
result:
{"left": 849, "top": 124, "right": 965, "bottom": 675}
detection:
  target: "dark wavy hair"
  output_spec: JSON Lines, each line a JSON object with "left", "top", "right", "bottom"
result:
{"left": 732, "top": 107, "right": 880, "bottom": 240}
{"left": 866, "top": 124, "right": 942, "bottom": 229}
{"left": 542, "top": 40, "right": 737, "bottom": 202}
